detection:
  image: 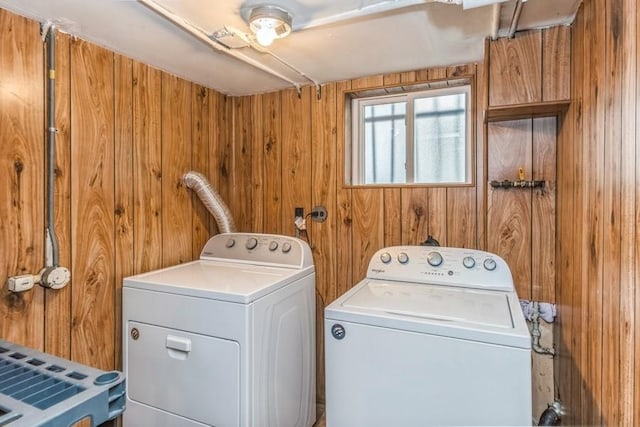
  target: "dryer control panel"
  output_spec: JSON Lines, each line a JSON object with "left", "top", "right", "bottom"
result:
{"left": 367, "top": 246, "right": 514, "bottom": 291}
{"left": 200, "top": 233, "right": 313, "bottom": 269}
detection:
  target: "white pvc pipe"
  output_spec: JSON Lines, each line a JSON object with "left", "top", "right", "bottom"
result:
{"left": 292, "top": 0, "right": 433, "bottom": 31}
{"left": 490, "top": 3, "right": 501, "bottom": 40}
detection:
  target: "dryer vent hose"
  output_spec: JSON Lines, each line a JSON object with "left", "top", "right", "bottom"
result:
{"left": 183, "top": 171, "right": 236, "bottom": 234}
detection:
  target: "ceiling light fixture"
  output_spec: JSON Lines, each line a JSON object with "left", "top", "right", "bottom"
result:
{"left": 248, "top": 5, "right": 292, "bottom": 47}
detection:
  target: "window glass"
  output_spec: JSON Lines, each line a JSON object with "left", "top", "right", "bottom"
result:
{"left": 363, "top": 101, "right": 406, "bottom": 184}
{"left": 414, "top": 93, "right": 467, "bottom": 183}
{"left": 350, "top": 83, "right": 471, "bottom": 186}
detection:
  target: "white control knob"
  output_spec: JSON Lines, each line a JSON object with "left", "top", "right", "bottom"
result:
{"left": 282, "top": 242, "right": 292, "bottom": 253}
{"left": 269, "top": 241, "right": 279, "bottom": 251}
{"left": 483, "top": 258, "right": 497, "bottom": 271}
{"left": 225, "top": 238, "right": 235, "bottom": 248}
{"left": 246, "top": 237, "right": 258, "bottom": 250}
{"left": 427, "top": 251, "right": 443, "bottom": 267}
{"left": 463, "top": 256, "right": 476, "bottom": 268}
{"left": 397, "top": 252, "right": 409, "bottom": 264}
{"left": 380, "top": 252, "right": 392, "bottom": 264}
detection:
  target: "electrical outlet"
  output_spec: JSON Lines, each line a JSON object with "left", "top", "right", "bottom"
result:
{"left": 295, "top": 207, "right": 304, "bottom": 218}
{"left": 310, "top": 205, "right": 328, "bottom": 222}
{"left": 8, "top": 274, "right": 35, "bottom": 292}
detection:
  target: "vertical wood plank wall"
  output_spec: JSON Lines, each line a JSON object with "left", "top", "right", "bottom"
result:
{"left": 556, "top": 0, "right": 639, "bottom": 425}
{"left": 0, "top": 9, "right": 217, "bottom": 370}
{"left": 0, "top": 10, "right": 44, "bottom": 349}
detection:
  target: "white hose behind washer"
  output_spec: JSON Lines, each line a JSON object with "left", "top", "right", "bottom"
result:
{"left": 183, "top": 171, "right": 236, "bottom": 233}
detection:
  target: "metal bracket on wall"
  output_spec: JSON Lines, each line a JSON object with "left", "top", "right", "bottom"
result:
{"left": 490, "top": 180, "right": 546, "bottom": 189}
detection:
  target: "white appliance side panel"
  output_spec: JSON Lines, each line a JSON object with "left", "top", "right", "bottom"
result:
{"left": 252, "top": 275, "right": 316, "bottom": 427}
{"left": 124, "top": 400, "right": 210, "bottom": 427}
{"left": 325, "top": 320, "right": 532, "bottom": 427}
{"left": 126, "top": 321, "right": 240, "bottom": 426}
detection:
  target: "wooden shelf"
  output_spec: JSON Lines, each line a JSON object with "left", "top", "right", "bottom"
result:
{"left": 485, "top": 100, "right": 570, "bottom": 122}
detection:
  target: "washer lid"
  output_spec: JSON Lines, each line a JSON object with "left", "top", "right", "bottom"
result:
{"left": 124, "top": 260, "right": 312, "bottom": 303}
{"left": 326, "top": 279, "right": 530, "bottom": 349}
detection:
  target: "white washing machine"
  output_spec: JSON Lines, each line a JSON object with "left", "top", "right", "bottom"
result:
{"left": 325, "top": 245, "right": 531, "bottom": 427}
{"left": 122, "top": 233, "right": 316, "bottom": 427}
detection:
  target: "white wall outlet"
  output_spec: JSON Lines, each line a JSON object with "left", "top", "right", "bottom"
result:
{"left": 7, "top": 275, "right": 35, "bottom": 292}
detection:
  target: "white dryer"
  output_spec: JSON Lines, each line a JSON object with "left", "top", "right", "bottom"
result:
{"left": 122, "top": 233, "right": 316, "bottom": 427}
{"left": 325, "top": 246, "right": 531, "bottom": 427}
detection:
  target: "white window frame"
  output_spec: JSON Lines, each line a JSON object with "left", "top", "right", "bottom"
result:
{"left": 349, "top": 84, "right": 472, "bottom": 186}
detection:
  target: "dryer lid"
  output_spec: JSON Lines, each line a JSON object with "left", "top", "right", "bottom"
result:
{"left": 326, "top": 279, "right": 530, "bottom": 348}
{"left": 124, "top": 260, "right": 312, "bottom": 303}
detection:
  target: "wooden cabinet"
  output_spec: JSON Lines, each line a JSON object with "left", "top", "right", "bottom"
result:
{"left": 489, "top": 31, "right": 542, "bottom": 106}
{"left": 486, "top": 26, "right": 570, "bottom": 122}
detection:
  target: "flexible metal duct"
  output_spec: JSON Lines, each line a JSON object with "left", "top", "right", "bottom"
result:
{"left": 183, "top": 171, "right": 236, "bottom": 233}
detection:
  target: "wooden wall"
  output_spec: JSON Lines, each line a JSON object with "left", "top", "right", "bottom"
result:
{"left": 556, "top": 0, "right": 639, "bottom": 425}
{"left": 0, "top": 8, "right": 220, "bottom": 370}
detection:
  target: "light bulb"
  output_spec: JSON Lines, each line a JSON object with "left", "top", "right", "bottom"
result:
{"left": 256, "top": 27, "right": 276, "bottom": 46}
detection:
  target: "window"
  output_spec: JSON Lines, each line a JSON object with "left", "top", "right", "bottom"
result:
{"left": 348, "top": 83, "right": 472, "bottom": 186}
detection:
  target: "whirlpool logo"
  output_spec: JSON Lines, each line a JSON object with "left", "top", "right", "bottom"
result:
{"left": 371, "top": 268, "right": 385, "bottom": 274}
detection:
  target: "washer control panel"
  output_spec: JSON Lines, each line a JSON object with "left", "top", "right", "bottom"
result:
{"left": 368, "top": 246, "right": 513, "bottom": 291}
{"left": 200, "top": 233, "right": 313, "bottom": 269}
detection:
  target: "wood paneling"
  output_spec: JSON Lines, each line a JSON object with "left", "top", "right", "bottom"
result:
{"left": 114, "top": 53, "right": 134, "bottom": 369}
{"left": 487, "top": 120, "right": 533, "bottom": 299}
{"left": 556, "top": 0, "right": 640, "bottom": 425}
{"left": 401, "top": 188, "right": 429, "bottom": 245}
{"left": 132, "top": 62, "right": 162, "bottom": 274}
{"left": 620, "top": 0, "right": 637, "bottom": 425}
{"left": 310, "top": 83, "right": 338, "bottom": 405}
{"left": 231, "top": 96, "right": 253, "bottom": 231}
{"left": 542, "top": 26, "right": 571, "bottom": 102}
{"left": 489, "top": 31, "right": 542, "bottom": 106}
{"left": 487, "top": 27, "right": 570, "bottom": 121}
{"left": 70, "top": 39, "right": 115, "bottom": 369}
{"left": 191, "top": 85, "right": 211, "bottom": 256}
{"left": 207, "top": 89, "right": 225, "bottom": 235}
{"left": 281, "top": 87, "right": 312, "bottom": 235}
{"left": 0, "top": 9, "right": 45, "bottom": 349}
{"left": 250, "top": 95, "right": 264, "bottom": 233}
{"left": 335, "top": 80, "right": 353, "bottom": 299}
{"left": 161, "top": 74, "right": 192, "bottom": 267}
{"left": 532, "top": 117, "right": 556, "bottom": 303}
{"left": 262, "top": 91, "right": 283, "bottom": 234}
{"left": 351, "top": 189, "right": 385, "bottom": 281}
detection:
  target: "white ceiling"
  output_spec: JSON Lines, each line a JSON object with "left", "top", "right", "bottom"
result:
{"left": 0, "top": 0, "right": 580, "bottom": 96}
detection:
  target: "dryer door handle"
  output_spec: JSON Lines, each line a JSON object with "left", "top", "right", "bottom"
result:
{"left": 166, "top": 335, "right": 192, "bottom": 353}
